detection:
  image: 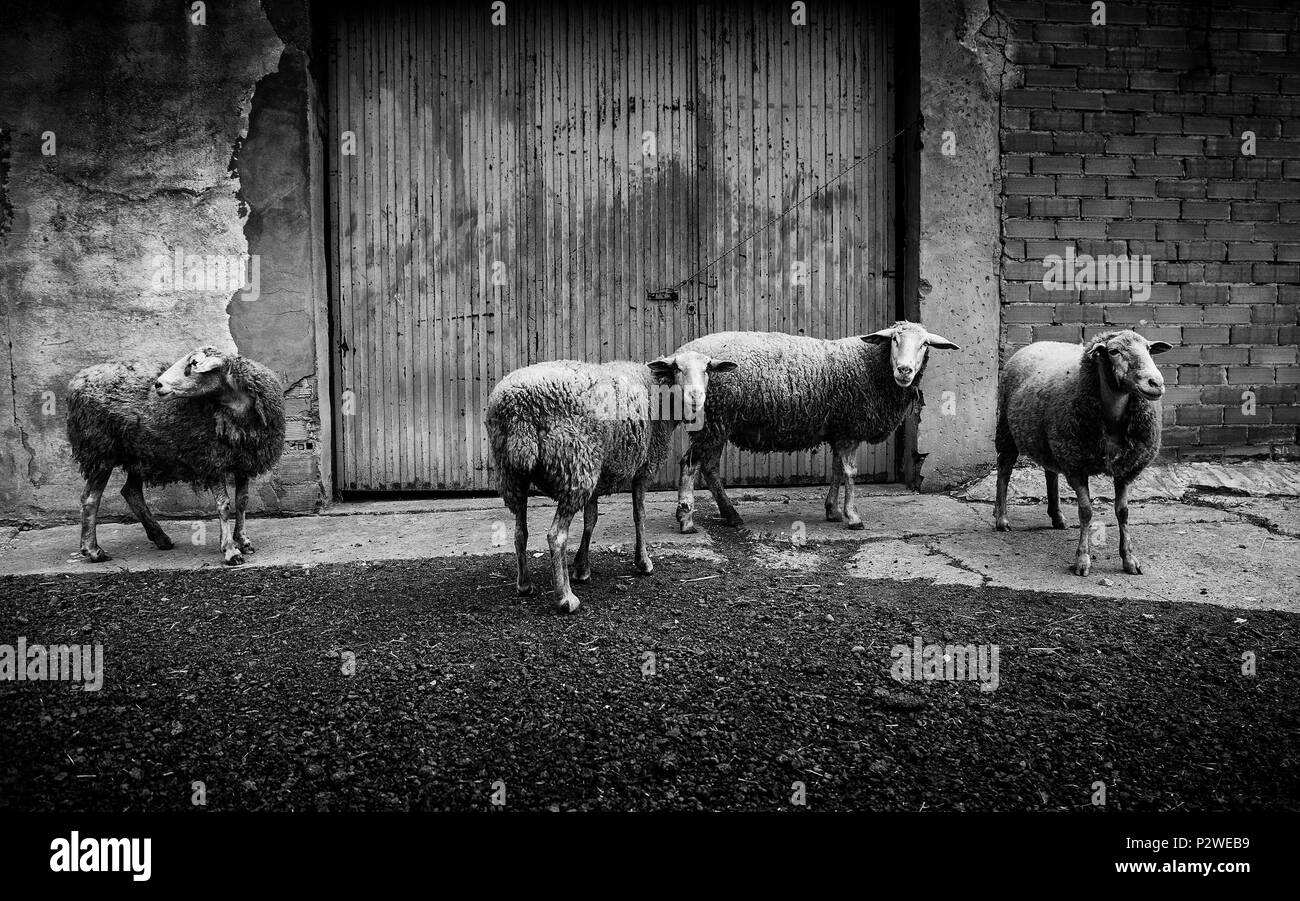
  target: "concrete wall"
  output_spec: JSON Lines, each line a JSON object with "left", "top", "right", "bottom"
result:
{"left": 916, "top": 0, "right": 1011, "bottom": 488}
{"left": 0, "top": 0, "right": 330, "bottom": 523}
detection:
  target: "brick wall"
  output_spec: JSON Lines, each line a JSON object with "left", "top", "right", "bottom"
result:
{"left": 994, "top": 0, "right": 1299, "bottom": 461}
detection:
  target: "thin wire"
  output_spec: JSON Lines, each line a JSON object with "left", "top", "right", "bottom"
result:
{"left": 664, "top": 115, "right": 922, "bottom": 293}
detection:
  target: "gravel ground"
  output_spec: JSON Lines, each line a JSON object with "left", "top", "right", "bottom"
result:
{"left": 1, "top": 534, "right": 1297, "bottom": 811}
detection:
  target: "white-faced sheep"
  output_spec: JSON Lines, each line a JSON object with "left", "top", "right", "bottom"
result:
{"left": 994, "top": 329, "right": 1172, "bottom": 577}
{"left": 66, "top": 346, "right": 286, "bottom": 565}
{"left": 672, "top": 322, "right": 959, "bottom": 532}
{"left": 486, "top": 351, "right": 736, "bottom": 613}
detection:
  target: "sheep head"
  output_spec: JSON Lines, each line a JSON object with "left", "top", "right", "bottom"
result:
{"left": 154, "top": 347, "right": 230, "bottom": 398}
{"left": 1087, "top": 330, "right": 1172, "bottom": 402}
{"left": 862, "top": 321, "right": 960, "bottom": 388}
{"left": 647, "top": 350, "right": 737, "bottom": 427}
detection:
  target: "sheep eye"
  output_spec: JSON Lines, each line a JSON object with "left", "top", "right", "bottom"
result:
{"left": 1108, "top": 349, "right": 1120, "bottom": 355}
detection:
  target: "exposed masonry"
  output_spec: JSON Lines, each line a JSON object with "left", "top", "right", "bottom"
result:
{"left": 994, "top": 0, "right": 1300, "bottom": 463}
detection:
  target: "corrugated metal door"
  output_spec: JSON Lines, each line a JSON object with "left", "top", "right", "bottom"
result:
{"left": 328, "top": 1, "right": 897, "bottom": 492}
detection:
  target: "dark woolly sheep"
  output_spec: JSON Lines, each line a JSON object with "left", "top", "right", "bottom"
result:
{"left": 486, "top": 351, "right": 736, "bottom": 613}
{"left": 66, "top": 346, "right": 286, "bottom": 565}
{"left": 994, "top": 330, "right": 1173, "bottom": 577}
{"left": 672, "top": 322, "right": 959, "bottom": 532}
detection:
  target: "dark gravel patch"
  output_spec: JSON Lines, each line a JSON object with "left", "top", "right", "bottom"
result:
{"left": 1, "top": 541, "right": 1297, "bottom": 811}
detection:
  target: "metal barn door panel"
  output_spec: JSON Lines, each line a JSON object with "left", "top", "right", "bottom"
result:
{"left": 328, "top": 2, "right": 895, "bottom": 492}
{"left": 692, "top": 2, "right": 897, "bottom": 487}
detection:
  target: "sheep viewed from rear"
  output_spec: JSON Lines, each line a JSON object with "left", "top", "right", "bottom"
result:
{"left": 672, "top": 321, "right": 959, "bottom": 532}
{"left": 66, "top": 346, "right": 286, "bottom": 566}
{"left": 994, "top": 330, "right": 1173, "bottom": 577}
{"left": 486, "top": 351, "right": 736, "bottom": 613}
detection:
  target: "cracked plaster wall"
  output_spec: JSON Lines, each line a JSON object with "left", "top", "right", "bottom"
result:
{"left": 0, "top": 0, "right": 329, "bottom": 522}
{"left": 917, "top": 0, "right": 1015, "bottom": 488}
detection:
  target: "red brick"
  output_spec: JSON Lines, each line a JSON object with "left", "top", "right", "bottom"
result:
{"left": 1179, "top": 365, "right": 1225, "bottom": 385}
{"left": 1230, "top": 286, "right": 1278, "bottom": 305}
{"left": 1183, "top": 326, "right": 1232, "bottom": 344}
{"left": 1156, "top": 180, "right": 1207, "bottom": 199}
{"left": 1132, "top": 199, "right": 1182, "bottom": 218}
{"left": 1226, "top": 243, "right": 1276, "bottom": 261}
{"left": 1107, "top": 178, "right": 1157, "bottom": 197}
{"left": 1134, "top": 158, "right": 1183, "bottom": 177}
{"left": 1032, "top": 156, "right": 1083, "bottom": 175}
{"left": 1005, "top": 176, "right": 1058, "bottom": 196}
{"left": 1182, "top": 201, "right": 1232, "bottom": 220}
{"left": 1232, "top": 202, "right": 1279, "bottom": 221}
{"left": 1053, "top": 132, "right": 1106, "bottom": 153}
{"left": 1228, "top": 367, "right": 1276, "bottom": 385}
{"left": 1024, "top": 67, "right": 1077, "bottom": 87}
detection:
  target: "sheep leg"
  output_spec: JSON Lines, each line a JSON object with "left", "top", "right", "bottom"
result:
{"left": 214, "top": 482, "right": 244, "bottom": 566}
{"left": 824, "top": 448, "right": 846, "bottom": 522}
{"left": 78, "top": 468, "right": 114, "bottom": 563}
{"left": 835, "top": 441, "right": 864, "bottom": 529}
{"left": 1115, "top": 478, "right": 1142, "bottom": 575}
{"left": 1066, "top": 474, "right": 1093, "bottom": 577}
{"left": 547, "top": 505, "right": 582, "bottom": 613}
{"left": 572, "top": 497, "right": 599, "bottom": 583}
{"left": 676, "top": 449, "right": 702, "bottom": 534}
{"left": 1045, "top": 471, "right": 1066, "bottom": 529}
{"left": 507, "top": 494, "right": 533, "bottom": 596}
{"left": 232, "top": 476, "right": 254, "bottom": 553}
{"left": 120, "top": 470, "right": 173, "bottom": 550}
{"left": 632, "top": 473, "right": 653, "bottom": 574}
{"left": 993, "top": 426, "right": 1017, "bottom": 531}
{"left": 701, "top": 452, "right": 743, "bottom": 528}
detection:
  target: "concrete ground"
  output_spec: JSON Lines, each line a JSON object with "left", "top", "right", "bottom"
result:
{"left": 3, "top": 462, "right": 1298, "bottom": 613}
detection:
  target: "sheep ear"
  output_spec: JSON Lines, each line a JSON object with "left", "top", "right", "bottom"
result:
{"left": 647, "top": 357, "right": 677, "bottom": 378}
{"left": 925, "top": 333, "right": 960, "bottom": 350}
{"left": 192, "top": 352, "right": 224, "bottom": 373}
{"left": 707, "top": 359, "right": 738, "bottom": 373}
{"left": 861, "top": 328, "right": 894, "bottom": 345}
{"left": 1147, "top": 341, "right": 1173, "bottom": 355}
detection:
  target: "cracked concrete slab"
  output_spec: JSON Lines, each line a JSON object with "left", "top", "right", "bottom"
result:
{"left": 1183, "top": 494, "right": 1300, "bottom": 539}
{"left": 961, "top": 461, "right": 1300, "bottom": 503}
{"left": 849, "top": 522, "right": 1298, "bottom": 613}
{"left": 0, "top": 492, "right": 717, "bottom": 578}
{"left": 4, "top": 476, "right": 1297, "bottom": 614}
{"left": 719, "top": 487, "right": 987, "bottom": 541}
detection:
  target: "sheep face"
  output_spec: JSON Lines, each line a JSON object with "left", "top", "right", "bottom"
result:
{"left": 154, "top": 347, "right": 227, "bottom": 398}
{"left": 647, "top": 350, "right": 737, "bottom": 427}
{"left": 862, "top": 321, "right": 960, "bottom": 388}
{"left": 1089, "top": 331, "right": 1172, "bottom": 401}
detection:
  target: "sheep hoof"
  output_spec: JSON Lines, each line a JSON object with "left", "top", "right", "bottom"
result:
{"left": 1072, "top": 556, "right": 1091, "bottom": 577}
{"left": 516, "top": 581, "right": 534, "bottom": 596}
{"left": 1050, "top": 516, "right": 1066, "bottom": 530}
{"left": 1123, "top": 558, "right": 1143, "bottom": 575}
{"left": 237, "top": 538, "right": 255, "bottom": 554}
{"left": 722, "top": 515, "right": 745, "bottom": 529}
{"left": 154, "top": 535, "right": 175, "bottom": 550}
{"left": 572, "top": 568, "right": 592, "bottom": 583}
{"left": 636, "top": 558, "right": 654, "bottom": 575}
{"left": 556, "top": 595, "right": 581, "bottom": 614}
{"left": 224, "top": 552, "right": 245, "bottom": 566}
{"left": 994, "top": 518, "right": 1011, "bottom": 532}
{"left": 80, "top": 547, "right": 111, "bottom": 563}
{"left": 845, "top": 520, "right": 864, "bottom": 531}
{"left": 679, "top": 519, "right": 697, "bottom": 534}
{"left": 825, "top": 509, "right": 844, "bottom": 522}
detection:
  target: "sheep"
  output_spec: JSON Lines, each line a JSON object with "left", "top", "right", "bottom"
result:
{"left": 993, "top": 329, "right": 1173, "bottom": 577}
{"left": 66, "top": 346, "right": 286, "bottom": 566}
{"left": 486, "top": 350, "right": 736, "bottom": 613}
{"left": 671, "top": 321, "right": 959, "bottom": 533}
